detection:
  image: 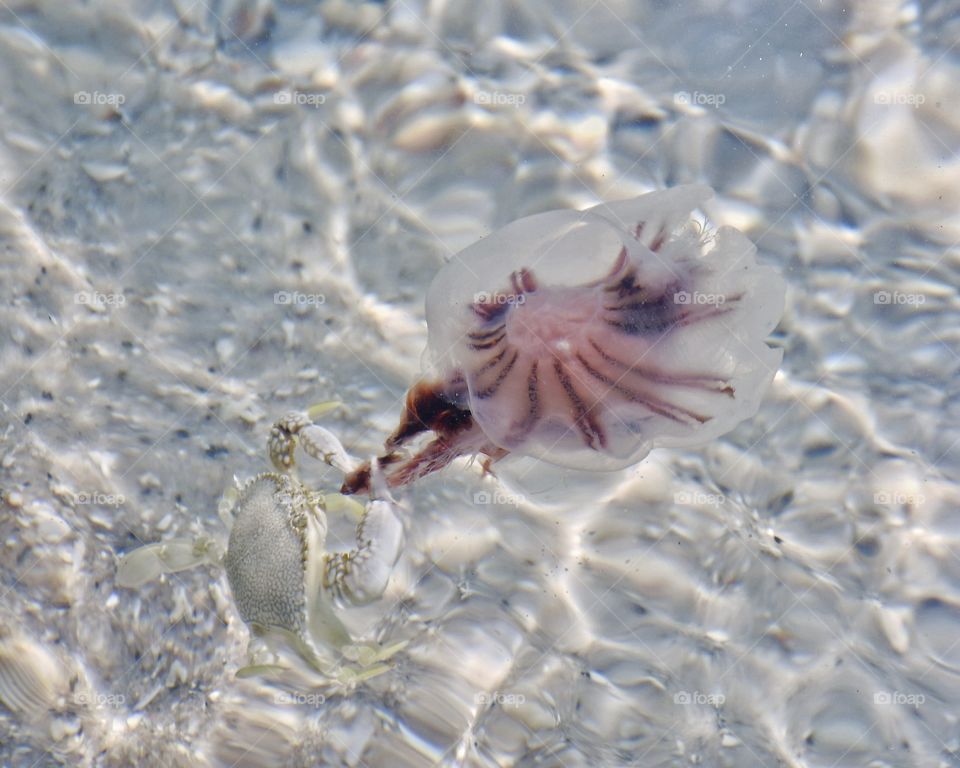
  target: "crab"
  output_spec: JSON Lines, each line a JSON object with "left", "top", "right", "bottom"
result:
{"left": 117, "top": 403, "right": 407, "bottom": 684}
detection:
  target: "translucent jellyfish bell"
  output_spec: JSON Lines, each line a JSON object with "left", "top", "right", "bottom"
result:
{"left": 342, "top": 185, "right": 786, "bottom": 493}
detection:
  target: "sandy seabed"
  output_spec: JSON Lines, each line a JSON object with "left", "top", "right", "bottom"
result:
{"left": 1, "top": 1, "right": 959, "bottom": 766}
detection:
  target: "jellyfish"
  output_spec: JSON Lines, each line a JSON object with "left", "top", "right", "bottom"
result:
{"left": 342, "top": 185, "right": 786, "bottom": 494}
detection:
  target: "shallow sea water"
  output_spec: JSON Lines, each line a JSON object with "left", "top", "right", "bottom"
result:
{"left": 1, "top": 1, "right": 959, "bottom": 766}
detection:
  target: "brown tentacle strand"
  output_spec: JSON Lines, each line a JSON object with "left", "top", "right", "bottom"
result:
{"left": 504, "top": 360, "right": 542, "bottom": 445}
{"left": 588, "top": 338, "right": 734, "bottom": 396}
{"left": 468, "top": 331, "right": 506, "bottom": 351}
{"left": 553, "top": 358, "right": 606, "bottom": 449}
{"left": 575, "top": 353, "right": 711, "bottom": 425}
{"left": 468, "top": 323, "right": 506, "bottom": 341}
{"left": 475, "top": 349, "right": 519, "bottom": 399}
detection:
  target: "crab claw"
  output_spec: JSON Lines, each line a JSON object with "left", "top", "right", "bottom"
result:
{"left": 269, "top": 405, "right": 358, "bottom": 475}
{"left": 324, "top": 496, "right": 404, "bottom": 606}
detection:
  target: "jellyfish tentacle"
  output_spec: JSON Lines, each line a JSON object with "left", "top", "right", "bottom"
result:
{"left": 629, "top": 218, "right": 669, "bottom": 252}
{"left": 519, "top": 268, "right": 538, "bottom": 293}
{"left": 670, "top": 292, "right": 743, "bottom": 328}
{"left": 588, "top": 338, "right": 734, "bottom": 397}
{"left": 343, "top": 439, "right": 463, "bottom": 494}
{"left": 650, "top": 230, "right": 667, "bottom": 252}
{"left": 552, "top": 358, "right": 607, "bottom": 449}
{"left": 472, "top": 300, "right": 510, "bottom": 323}
{"left": 675, "top": 303, "right": 736, "bottom": 327}
{"left": 472, "top": 266, "right": 540, "bottom": 323}
{"left": 476, "top": 347, "right": 508, "bottom": 374}
{"left": 603, "top": 248, "right": 634, "bottom": 292}
{"left": 468, "top": 330, "right": 506, "bottom": 351}
{"left": 504, "top": 359, "right": 542, "bottom": 445}
{"left": 380, "top": 438, "right": 460, "bottom": 489}
{"left": 574, "top": 352, "right": 712, "bottom": 425}
{"left": 474, "top": 349, "right": 519, "bottom": 399}
{"left": 468, "top": 323, "right": 506, "bottom": 341}
{"left": 508, "top": 268, "right": 539, "bottom": 295}
{"left": 525, "top": 360, "right": 541, "bottom": 421}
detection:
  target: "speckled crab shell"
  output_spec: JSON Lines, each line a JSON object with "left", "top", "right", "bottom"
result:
{"left": 223, "top": 472, "right": 327, "bottom": 644}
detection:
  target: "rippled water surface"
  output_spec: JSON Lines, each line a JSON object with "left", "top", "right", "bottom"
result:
{"left": 1, "top": 1, "right": 959, "bottom": 766}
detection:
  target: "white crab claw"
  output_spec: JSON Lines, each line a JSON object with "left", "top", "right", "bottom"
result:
{"left": 326, "top": 499, "right": 404, "bottom": 605}
{"left": 269, "top": 411, "right": 359, "bottom": 474}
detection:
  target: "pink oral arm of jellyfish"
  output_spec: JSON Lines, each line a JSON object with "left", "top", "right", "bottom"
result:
{"left": 342, "top": 185, "right": 786, "bottom": 496}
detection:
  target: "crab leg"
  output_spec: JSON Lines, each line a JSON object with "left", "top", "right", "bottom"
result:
{"left": 116, "top": 536, "right": 223, "bottom": 588}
